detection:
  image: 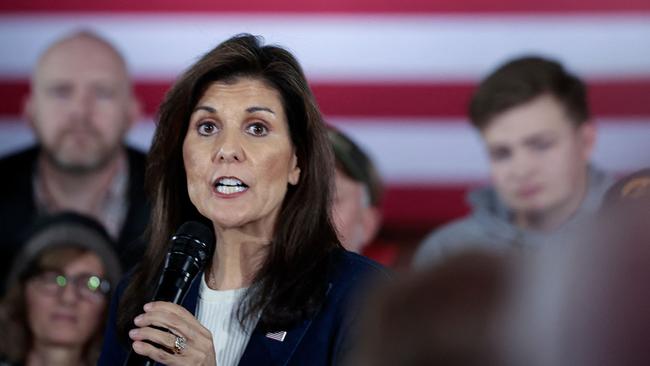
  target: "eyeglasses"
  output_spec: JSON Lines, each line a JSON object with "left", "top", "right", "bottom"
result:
{"left": 29, "top": 271, "right": 111, "bottom": 303}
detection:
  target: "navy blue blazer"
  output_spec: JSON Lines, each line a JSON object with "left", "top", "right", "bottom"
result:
{"left": 99, "top": 249, "right": 390, "bottom": 366}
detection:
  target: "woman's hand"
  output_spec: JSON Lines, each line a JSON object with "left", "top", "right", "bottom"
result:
{"left": 129, "top": 301, "right": 216, "bottom": 366}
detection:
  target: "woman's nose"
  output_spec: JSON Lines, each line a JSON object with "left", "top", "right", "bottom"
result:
{"left": 214, "top": 131, "right": 245, "bottom": 163}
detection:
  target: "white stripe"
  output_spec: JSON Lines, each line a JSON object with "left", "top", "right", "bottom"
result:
{"left": 0, "top": 14, "right": 649, "bottom": 80}
{"left": 2, "top": 117, "right": 649, "bottom": 183}
{"left": 334, "top": 118, "right": 650, "bottom": 183}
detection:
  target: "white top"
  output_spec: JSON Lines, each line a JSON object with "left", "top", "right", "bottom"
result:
{"left": 196, "top": 274, "right": 257, "bottom": 366}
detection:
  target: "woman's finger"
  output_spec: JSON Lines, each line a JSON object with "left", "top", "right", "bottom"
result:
{"left": 133, "top": 309, "right": 193, "bottom": 341}
{"left": 132, "top": 339, "right": 183, "bottom": 365}
{"left": 129, "top": 326, "right": 178, "bottom": 353}
{"left": 145, "top": 301, "right": 195, "bottom": 318}
{"left": 131, "top": 328, "right": 214, "bottom": 366}
{"left": 130, "top": 302, "right": 216, "bottom": 365}
{"left": 137, "top": 302, "right": 212, "bottom": 340}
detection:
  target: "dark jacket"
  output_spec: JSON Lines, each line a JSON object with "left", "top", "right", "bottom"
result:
{"left": 99, "top": 249, "right": 389, "bottom": 366}
{"left": 0, "top": 146, "right": 151, "bottom": 294}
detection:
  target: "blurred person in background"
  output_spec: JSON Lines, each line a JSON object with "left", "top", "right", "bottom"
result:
{"left": 413, "top": 56, "right": 613, "bottom": 268}
{"left": 0, "top": 212, "right": 121, "bottom": 366}
{"left": 504, "top": 168, "right": 650, "bottom": 366}
{"left": 0, "top": 30, "right": 150, "bottom": 294}
{"left": 602, "top": 167, "right": 650, "bottom": 207}
{"left": 328, "top": 126, "right": 383, "bottom": 255}
{"left": 347, "top": 250, "right": 513, "bottom": 366}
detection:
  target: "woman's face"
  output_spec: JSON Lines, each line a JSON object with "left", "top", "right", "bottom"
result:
{"left": 183, "top": 77, "right": 301, "bottom": 236}
{"left": 25, "top": 252, "right": 107, "bottom": 348}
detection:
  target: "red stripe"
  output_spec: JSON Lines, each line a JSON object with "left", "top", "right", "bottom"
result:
{"left": 1, "top": 0, "right": 649, "bottom": 14}
{"left": 2, "top": 79, "right": 649, "bottom": 118}
{"left": 0, "top": 82, "right": 29, "bottom": 117}
{"left": 381, "top": 185, "right": 472, "bottom": 228}
{"left": 312, "top": 83, "right": 475, "bottom": 118}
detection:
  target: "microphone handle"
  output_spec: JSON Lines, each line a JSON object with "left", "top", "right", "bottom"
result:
{"left": 123, "top": 270, "right": 194, "bottom": 366}
{"left": 152, "top": 269, "right": 193, "bottom": 302}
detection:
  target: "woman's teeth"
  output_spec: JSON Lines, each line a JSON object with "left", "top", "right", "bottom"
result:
{"left": 215, "top": 177, "right": 248, "bottom": 195}
{"left": 216, "top": 185, "right": 247, "bottom": 194}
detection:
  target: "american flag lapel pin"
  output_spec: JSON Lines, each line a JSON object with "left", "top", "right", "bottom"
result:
{"left": 265, "top": 330, "right": 287, "bottom": 342}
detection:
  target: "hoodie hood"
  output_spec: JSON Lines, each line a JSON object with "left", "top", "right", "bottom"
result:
{"left": 465, "top": 165, "right": 614, "bottom": 246}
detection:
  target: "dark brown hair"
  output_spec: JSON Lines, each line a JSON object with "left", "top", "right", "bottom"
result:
{"left": 469, "top": 56, "right": 590, "bottom": 130}
{"left": 117, "top": 34, "right": 340, "bottom": 338}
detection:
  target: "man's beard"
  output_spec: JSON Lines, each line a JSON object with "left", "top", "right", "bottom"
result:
{"left": 29, "top": 104, "right": 132, "bottom": 175}
{"left": 44, "top": 146, "right": 117, "bottom": 174}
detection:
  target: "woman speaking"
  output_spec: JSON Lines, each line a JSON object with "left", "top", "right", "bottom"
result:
{"left": 98, "top": 34, "right": 388, "bottom": 366}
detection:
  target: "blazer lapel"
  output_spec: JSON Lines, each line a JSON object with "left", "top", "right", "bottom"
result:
{"left": 238, "top": 316, "right": 315, "bottom": 366}
{"left": 239, "top": 283, "right": 333, "bottom": 365}
{"left": 183, "top": 274, "right": 333, "bottom": 365}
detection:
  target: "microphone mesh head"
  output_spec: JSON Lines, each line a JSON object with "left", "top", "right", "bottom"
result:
{"left": 176, "top": 221, "right": 214, "bottom": 247}
{"left": 170, "top": 221, "right": 215, "bottom": 269}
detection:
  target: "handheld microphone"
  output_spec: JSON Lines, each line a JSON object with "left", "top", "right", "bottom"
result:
{"left": 124, "top": 221, "right": 215, "bottom": 366}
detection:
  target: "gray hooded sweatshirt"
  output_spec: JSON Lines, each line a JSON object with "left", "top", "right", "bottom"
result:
{"left": 412, "top": 166, "right": 613, "bottom": 269}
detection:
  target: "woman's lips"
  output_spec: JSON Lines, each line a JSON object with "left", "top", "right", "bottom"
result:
{"left": 50, "top": 312, "right": 78, "bottom": 323}
{"left": 212, "top": 175, "right": 249, "bottom": 197}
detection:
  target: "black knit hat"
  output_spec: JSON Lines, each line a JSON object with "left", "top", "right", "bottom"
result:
{"left": 6, "top": 212, "right": 122, "bottom": 294}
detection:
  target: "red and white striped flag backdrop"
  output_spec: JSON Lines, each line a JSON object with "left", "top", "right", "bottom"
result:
{"left": 1, "top": 1, "right": 649, "bottom": 239}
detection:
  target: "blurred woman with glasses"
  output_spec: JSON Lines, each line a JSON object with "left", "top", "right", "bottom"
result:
{"left": 0, "top": 212, "right": 121, "bottom": 366}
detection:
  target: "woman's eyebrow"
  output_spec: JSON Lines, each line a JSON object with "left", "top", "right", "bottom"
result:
{"left": 193, "top": 105, "right": 217, "bottom": 113}
{"left": 246, "top": 106, "right": 275, "bottom": 115}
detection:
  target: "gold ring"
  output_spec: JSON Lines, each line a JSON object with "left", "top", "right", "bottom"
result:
{"left": 173, "top": 335, "right": 186, "bottom": 354}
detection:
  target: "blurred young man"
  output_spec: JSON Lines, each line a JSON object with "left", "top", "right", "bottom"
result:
{"left": 0, "top": 31, "right": 150, "bottom": 293}
{"left": 413, "top": 56, "right": 613, "bottom": 268}
{"left": 328, "top": 127, "right": 383, "bottom": 254}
